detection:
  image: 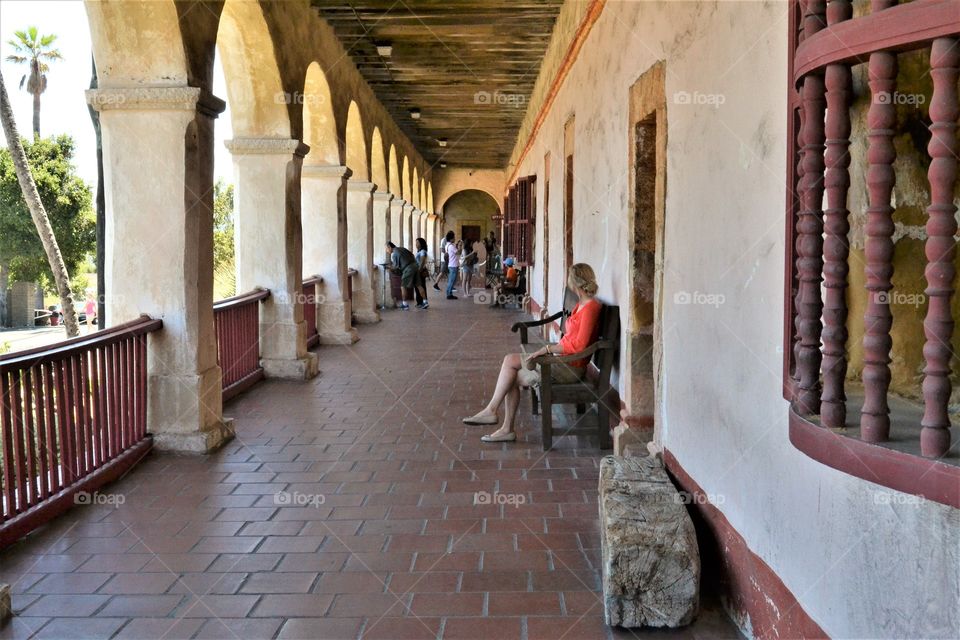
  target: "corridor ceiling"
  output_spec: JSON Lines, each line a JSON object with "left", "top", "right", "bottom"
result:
{"left": 311, "top": 0, "right": 565, "bottom": 169}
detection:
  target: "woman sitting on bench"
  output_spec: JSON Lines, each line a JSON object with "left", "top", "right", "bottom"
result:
{"left": 463, "top": 263, "right": 602, "bottom": 443}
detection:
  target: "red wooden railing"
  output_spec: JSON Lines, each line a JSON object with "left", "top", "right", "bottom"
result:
{"left": 303, "top": 276, "right": 322, "bottom": 349}
{"left": 785, "top": 0, "right": 959, "bottom": 506}
{"left": 214, "top": 288, "right": 269, "bottom": 401}
{"left": 0, "top": 315, "right": 161, "bottom": 548}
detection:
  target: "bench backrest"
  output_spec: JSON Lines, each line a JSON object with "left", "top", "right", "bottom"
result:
{"left": 593, "top": 304, "right": 620, "bottom": 388}
{"left": 559, "top": 287, "right": 579, "bottom": 334}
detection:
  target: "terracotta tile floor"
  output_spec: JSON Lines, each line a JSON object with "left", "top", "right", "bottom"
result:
{"left": 0, "top": 295, "right": 741, "bottom": 639}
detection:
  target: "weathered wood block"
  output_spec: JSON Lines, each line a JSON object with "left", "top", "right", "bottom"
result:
{"left": 599, "top": 455, "right": 700, "bottom": 628}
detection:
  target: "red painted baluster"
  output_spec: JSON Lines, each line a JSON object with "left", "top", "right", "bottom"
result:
{"left": 921, "top": 38, "right": 959, "bottom": 458}
{"left": 139, "top": 336, "right": 148, "bottom": 439}
{"left": 99, "top": 343, "right": 110, "bottom": 459}
{"left": 76, "top": 353, "right": 90, "bottom": 474}
{"left": 820, "top": 0, "right": 852, "bottom": 428}
{"left": 42, "top": 364, "right": 58, "bottom": 492}
{"left": 22, "top": 368, "right": 38, "bottom": 507}
{"left": 119, "top": 339, "right": 129, "bottom": 452}
{"left": 32, "top": 365, "right": 49, "bottom": 501}
{"left": 10, "top": 371, "right": 27, "bottom": 514}
{"left": 1, "top": 371, "right": 16, "bottom": 519}
{"left": 793, "top": 0, "right": 826, "bottom": 415}
{"left": 56, "top": 359, "right": 76, "bottom": 485}
{"left": 126, "top": 337, "right": 134, "bottom": 449}
{"left": 860, "top": 1, "right": 898, "bottom": 442}
{"left": 110, "top": 342, "right": 121, "bottom": 452}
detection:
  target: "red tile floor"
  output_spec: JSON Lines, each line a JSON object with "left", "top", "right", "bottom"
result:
{"left": 0, "top": 295, "right": 741, "bottom": 639}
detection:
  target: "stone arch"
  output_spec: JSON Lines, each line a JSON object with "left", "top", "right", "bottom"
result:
{"left": 420, "top": 178, "right": 427, "bottom": 211}
{"left": 371, "top": 127, "right": 387, "bottom": 191}
{"left": 388, "top": 145, "right": 401, "bottom": 195}
{"left": 427, "top": 183, "right": 434, "bottom": 213}
{"left": 401, "top": 157, "right": 411, "bottom": 201}
{"left": 345, "top": 101, "right": 368, "bottom": 180}
{"left": 86, "top": 0, "right": 188, "bottom": 87}
{"left": 216, "top": 0, "right": 290, "bottom": 137}
{"left": 302, "top": 61, "right": 339, "bottom": 165}
{"left": 442, "top": 189, "right": 502, "bottom": 241}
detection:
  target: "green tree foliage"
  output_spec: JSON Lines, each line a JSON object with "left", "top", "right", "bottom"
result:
{"left": 213, "top": 178, "right": 236, "bottom": 299}
{"left": 0, "top": 135, "right": 94, "bottom": 292}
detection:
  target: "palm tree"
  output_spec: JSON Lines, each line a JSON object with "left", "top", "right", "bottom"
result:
{"left": 0, "top": 69, "right": 79, "bottom": 337}
{"left": 6, "top": 27, "right": 62, "bottom": 138}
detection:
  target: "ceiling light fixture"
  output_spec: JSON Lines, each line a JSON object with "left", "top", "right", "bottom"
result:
{"left": 375, "top": 42, "right": 393, "bottom": 57}
{"left": 438, "top": 138, "right": 448, "bottom": 147}
{"left": 409, "top": 108, "right": 421, "bottom": 119}
{"left": 440, "top": 162, "right": 447, "bottom": 169}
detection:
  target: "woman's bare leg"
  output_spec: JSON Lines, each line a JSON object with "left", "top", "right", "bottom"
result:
{"left": 472, "top": 353, "right": 522, "bottom": 418}
{"left": 487, "top": 384, "right": 520, "bottom": 438}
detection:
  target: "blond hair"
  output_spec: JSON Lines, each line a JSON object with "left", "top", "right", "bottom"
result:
{"left": 567, "top": 263, "right": 598, "bottom": 296}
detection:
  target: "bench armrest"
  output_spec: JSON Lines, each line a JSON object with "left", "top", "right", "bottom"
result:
{"left": 528, "top": 340, "right": 615, "bottom": 366}
{"left": 511, "top": 310, "right": 564, "bottom": 333}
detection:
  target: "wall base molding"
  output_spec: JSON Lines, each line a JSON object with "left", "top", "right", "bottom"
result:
{"left": 663, "top": 450, "right": 828, "bottom": 639}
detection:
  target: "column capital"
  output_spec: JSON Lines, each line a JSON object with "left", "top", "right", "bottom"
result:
{"left": 402, "top": 202, "right": 415, "bottom": 213}
{"left": 303, "top": 164, "right": 352, "bottom": 180}
{"left": 225, "top": 137, "right": 309, "bottom": 158}
{"left": 427, "top": 213, "right": 439, "bottom": 221}
{"left": 347, "top": 180, "right": 377, "bottom": 193}
{"left": 373, "top": 191, "right": 394, "bottom": 204}
{"left": 86, "top": 86, "right": 201, "bottom": 113}
{"left": 391, "top": 198, "right": 407, "bottom": 207}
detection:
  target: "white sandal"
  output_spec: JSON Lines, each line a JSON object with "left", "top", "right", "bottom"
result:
{"left": 481, "top": 432, "right": 517, "bottom": 443}
{"left": 463, "top": 412, "right": 498, "bottom": 425}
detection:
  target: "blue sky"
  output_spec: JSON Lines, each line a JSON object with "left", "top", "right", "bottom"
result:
{"left": 0, "top": 0, "right": 234, "bottom": 188}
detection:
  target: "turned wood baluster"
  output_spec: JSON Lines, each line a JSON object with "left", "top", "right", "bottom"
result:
{"left": 860, "top": 0, "right": 898, "bottom": 442}
{"left": 820, "top": 0, "right": 853, "bottom": 428}
{"left": 921, "top": 38, "right": 959, "bottom": 458}
{"left": 793, "top": 0, "right": 827, "bottom": 415}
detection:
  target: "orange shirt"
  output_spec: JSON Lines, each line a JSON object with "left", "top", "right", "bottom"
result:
{"left": 558, "top": 298, "right": 602, "bottom": 368}
{"left": 505, "top": 266, "right": 518, "bottom": 283}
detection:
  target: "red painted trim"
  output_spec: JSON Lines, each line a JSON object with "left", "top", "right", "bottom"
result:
{"left": 506, "top": 0, "right": 606, "bottom": 186}
{"left": 0, "top": 437, "right": 153, "bottom": 550}
{"left": 793, "top": 0, "right": 960, "bottom": 84}
{"left": 789, "top": 409, "right": 960, "bottom": 509}
{"left": 664, "top": 449, "right": 828, "bottom": 639}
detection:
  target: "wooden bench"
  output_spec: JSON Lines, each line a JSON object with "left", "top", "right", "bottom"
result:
{"left": 511, "top": 299, "right": 620, "bottom": 450}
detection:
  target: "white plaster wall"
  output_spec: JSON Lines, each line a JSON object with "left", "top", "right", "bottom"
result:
{"left": 511, "top": 1, "right": 959, "bottom": 637}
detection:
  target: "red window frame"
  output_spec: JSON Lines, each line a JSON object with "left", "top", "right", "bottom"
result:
{"left": 504, "top": 175, "right": 537, "bottom": 266}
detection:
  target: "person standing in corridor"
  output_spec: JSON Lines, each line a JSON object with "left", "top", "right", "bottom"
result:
{"left": 445, "top": 231, "right": 459, "bottom": 300}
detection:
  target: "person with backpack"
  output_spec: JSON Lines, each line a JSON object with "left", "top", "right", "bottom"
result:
{"left": 386, "top": 242, "right": 418, "bottom": 310}
{"left": 413, "top": 237, "right": 430, "bottom": 309}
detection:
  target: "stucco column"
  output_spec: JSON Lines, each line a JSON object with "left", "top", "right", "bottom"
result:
{"left": 346, "top": 180, "right": 379, "bottom": 324}
{"left": 427, "top": 214, "right": 439, "bottom": 260}
{"left": 226, "top": 138, "right": 318, "bottom": 381}
{"left": 87, "top": 86, "right": 232, "bottom": 453}
{"left": 402, "top": 202, "right": 415, "bottom": 249}
{"left": 372, "top": 191, "right": 394, "bottom": 309}
{"left": 390, "top": 198, "right": 406, "bottom": 246}
{"left": 301, "top": 165, "right": 359, "bottom": 345}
